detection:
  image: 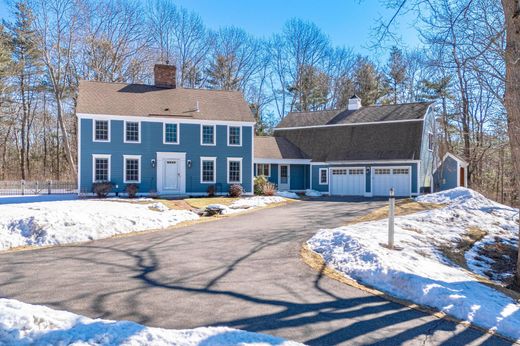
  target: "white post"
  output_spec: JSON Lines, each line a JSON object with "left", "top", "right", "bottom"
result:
{"left": 388, "top": 188, "right": 395, "bottom": 249}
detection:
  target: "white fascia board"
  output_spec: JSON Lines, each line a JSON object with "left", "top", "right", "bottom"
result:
{"left": 253, "top": 158, "right": 312, "bottom": 164}
{"left": 324, "top": 159, "right": 421, "bottom": 165}
{"left": 274, "top": 118, "right": 424, "bottom": 131}
{"left": 443, "top": 152, "right": 469, "bottom": 167}
{"left": 77, "top": 113, "right": 256, "bottom": 127}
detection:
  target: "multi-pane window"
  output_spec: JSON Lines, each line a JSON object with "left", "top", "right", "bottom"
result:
{"left": 94, "top": 120, "right": 109, "bottom": 141}
{"left": 256, "top": 163, "right": 270, "bottom": 176}
{"left": 319, "top": 168, "right": 328, "bottom": 184}
{"left": 202, "top": 125, "right": 215, "bottom": 145}
{"left": 349, "top": 169, "right": 364, "bottom": 175}
{"left": 228, "top": 126, "right": 241, "bottom": 146}
{"left": 228, "top": 159, "right": 241, "bottom": 183}
{"left": 393, "top": 168, "right": 409, "bottom": 175}
{"left": 124, "top": 156, "right": 140, "bottom": 183}
{"left": 125, "top": 121, "right": 139, "bottom": 143}
{"left": 164, "top": 123, "right": 178, "bottom": 144}
{"left": 201, "top": 158, "right": 215, "bottom": 183}
{"left": 93, "top": 156, "right": 110, "bottom": 182}
{"left": 374, "top": 168, "right": 391, "bottom": 175}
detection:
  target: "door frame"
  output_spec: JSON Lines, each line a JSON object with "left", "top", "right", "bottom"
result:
{"left": 330, "top": 166, "right": 366, "bottom": 196}
{"left": 278, "top": 164, "right": 290, "bottom": 190}
{"left": 157, "top": 152, "right": 186, "bottom": 194}
{"left": 371, "top": 165, "right": 412, "bottom": 197}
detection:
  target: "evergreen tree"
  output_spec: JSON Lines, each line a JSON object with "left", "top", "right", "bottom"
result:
{"left": 206, "top": 54, "right": 241, "bottom": 90}
{"left": 353, "top": 57, "right": 386, "bottom": 106}
{"left": 387, "top": 46, "right": 407, "bottom": 104}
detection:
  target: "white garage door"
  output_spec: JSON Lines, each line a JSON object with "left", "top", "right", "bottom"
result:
{"left": 372, "top": 167, "right": 411, "bottom": 197}
{"left": 330, "top": 167, "right": 365, "bottom": 196}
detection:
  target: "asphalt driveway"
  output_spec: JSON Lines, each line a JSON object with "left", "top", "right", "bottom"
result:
{"left": 0, "top": 198, "right": 513, "bottom": 345}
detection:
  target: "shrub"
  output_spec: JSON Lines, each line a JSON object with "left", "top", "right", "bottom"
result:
{"left": 92, "top": 182, "right": 112, "bottom": 198}
{"left": 126, "top": 184, "right": 139, "bottom": 198}
{"left": 254, "top": 175, "right": 268, "bottom": 195}
{"left": 207, "top": 184, "right": 216, "bottom": 197}
{"left": 262, "top": 182, "right": 276, "bottom": 196}
{"left": 228, "top": 184, "right": 243, "bottom": 197}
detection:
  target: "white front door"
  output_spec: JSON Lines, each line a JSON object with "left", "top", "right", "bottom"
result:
{"left": 156, "top": 152, "right": 186, "bottom": 194}
{"left": 278, "top": 164, "right": 290, "bottom": 190}
{"left": 372, "top": 166, "right": 411, "bottom": 197}
{"left": 330, "top": 167, "right": 365, "bottom": 196}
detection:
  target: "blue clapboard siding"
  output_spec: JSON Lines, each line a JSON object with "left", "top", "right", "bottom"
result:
{"left": 80, "top": 119, "right": 253, "bottom": 194}
{"left": 433, "top": 155, "right": 458, "bottom": 191}
{"left": 289, "top": 164, "right": 309, "bottom": 190}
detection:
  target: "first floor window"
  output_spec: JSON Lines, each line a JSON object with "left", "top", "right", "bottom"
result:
{"left": 256, "top": 163, "right": 270, "bottom": 176}
{"left": 93, "top": 155, "right": 110, "bottom": 182}
{"left": 228, "top": 159, "right": 242, "bottom": 183}
{"left": 201, "top": 158, "right": 216, "bottom": 183}
{"left": 319, "top": 168, "right": 328, "bottom": 184}
{"left": 164, "top": 123, "right": 178, "bottom": 144}
{"left": 124, "top": 156, "right": 140, "bottom": 183}
{"left": 125, "top": 121, "right": 140, "bottom": 142}
{"left": 202, "top": 125, "right": 215, "bottom": 145}
{"left": 228, "top": 126, "right": 241, "bottom": 145}
{"left": 94, "top": 120, "right": 109, "bottom": 141}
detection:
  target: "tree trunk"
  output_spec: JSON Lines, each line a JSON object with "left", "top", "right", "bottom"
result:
{"left": 501, "top": 0, "right": 520, "bottom": 286}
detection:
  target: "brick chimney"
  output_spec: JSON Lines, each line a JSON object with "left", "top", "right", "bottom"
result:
{"left": 154, "top": 64, "right": 176, "bottom": 88}
{"left": 348, "top": 94, "right": 362, "bottom": 110}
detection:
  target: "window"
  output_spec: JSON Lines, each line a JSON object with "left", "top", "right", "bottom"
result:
{"left": 227, "top": 158, "right": 242, "bottom": 183}
{"left": 164, "top": 123, "right": 179, "bottom": 144}
{"left": 92, "top": 155, "right": 111, "bottom": 182}
{"left": 349, "top": 169, "right": 364, "bottom": 175}
{"left": 200, "top": 157, "right": 216, "bottom": 183}
{"left": 201, "top": 125, "right": 216, "bottom": 145}
{"left": 393, "top": 168, "right": 409, "bottom": 175}
{"left": 94, "top": 120, "right": 110, "bottom": 142}
{"left": 428, "top": 132, "right": 434, "bottom": 151}
{"left": 124, "top": 155, "right": 141, "bottom": 183}
{"left": 374, "top": 168, "right": 391, "bottom": 175}
{"left": 256, "top": 163, "right": 270, "bottom": 176}
{"left": 228, "top": 126, "right": 241, "bottom": 146}
{"left": 319, "top": 168, "right": 328, "bottom": 184}
{"left": 332, "top": 169, "right": 347, "bottom": 175}
{"left": 125, "top": 121, "right": 140, "bottom": 143}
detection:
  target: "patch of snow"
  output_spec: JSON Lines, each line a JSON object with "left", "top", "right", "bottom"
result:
{"left": 0, "top": 298, "right": 302, "bottom": 346}
{"left": 0, "top": 194, "right": 78, "bottom": 205}
{"left": 107, "top": 197, "right": 155, "bottom": 203}
{"left": 229, "top": 196, "right": 286, "bottom": 209}
{"left": 307, "top": 187, "right": 520, "bottom": 341}
{"left": 304, "top": 189, "right": 322, "bottom": 197}
{"left": 148, "top": 202, "right": 170, "bottom": 212}
{"left": 276, "top": 191, "right": 300, "bottom": 199}
{"left": 0, "top": 200, "right": 199, "bottom": 251}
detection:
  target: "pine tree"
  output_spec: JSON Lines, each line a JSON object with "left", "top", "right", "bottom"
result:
{"left": 206, "top": 54, "right": 241, "bottom": 90}
{"left": 387, "top": 46, "right": 407, "bottom": 104}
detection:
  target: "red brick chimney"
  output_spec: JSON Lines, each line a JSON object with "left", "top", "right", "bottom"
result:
{"left": 154, "top": 64, "right": 176, "bottom": 88}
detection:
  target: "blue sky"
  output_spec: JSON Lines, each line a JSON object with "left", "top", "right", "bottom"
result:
{"left": 0, "top": 0, "right": 421, "bottom": 61}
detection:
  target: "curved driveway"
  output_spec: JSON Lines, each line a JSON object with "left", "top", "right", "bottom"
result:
{"left": 0, "top": 198, "right": 512, "bottom": 345}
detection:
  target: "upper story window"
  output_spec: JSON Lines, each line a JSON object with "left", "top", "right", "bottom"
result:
{"left": 92, "top": 154, "right": 111, "bottom": 182}
{"left": 319, "top": 168, "right": 328, "bottom": 184}
{"left": 428, "top": 132, "right": 434, "bottom": 151}
{"left": 125, "top": 121, "right": 140, "bottom": 143}
{"left": 164, "top": 123, "right": 179, "bottom": 144}
{"left": 201, "top": 125, "right": 216, "bottom": 145}
{"left": 94, "top": 120, "right": 110, "bottom": 142}
{"left": 256, "top": 163, "right": 270, "bottom": 177}
{"left": 228, "top": 126, "right": 241, "bottom": 146}
{"left": 227, "top": 158, "right": 242, "bottom": 184}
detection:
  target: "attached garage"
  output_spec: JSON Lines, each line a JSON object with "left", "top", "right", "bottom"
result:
{"left": 372, "top": 167, "right": 411, "bottom": 197}
{"left": 330, "top": 167, "right": 365, "bottom": 196}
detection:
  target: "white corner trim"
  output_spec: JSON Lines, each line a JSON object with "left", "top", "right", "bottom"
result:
{"left": 123, "top": 120, "right": 141, "bottom": 144}
{"left": 200, "top": 156, "right": 216, "bottom": 184}
{"left": 92, "top": 154, "right": 111, "bottom": 182}
{"left": 92, "top": 119, "right": 111, "bottom": 143}
{"left": 227, "top": 157, "right": 243, "bottom": 184}
{"left": 227, "top": 125, "right": 242, "bottom": 146}
{"left": 163, "top": 122, "right": 180, "bottom": 144}
{"left": 200, "top": 124, "right": 216, "bottom": 146}
{"left": 123, "top": 155, "right": 142, "bottom": 184}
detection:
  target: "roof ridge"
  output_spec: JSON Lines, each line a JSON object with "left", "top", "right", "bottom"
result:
{"left": 79, "top": 79, "right": 242, "bottom": 93}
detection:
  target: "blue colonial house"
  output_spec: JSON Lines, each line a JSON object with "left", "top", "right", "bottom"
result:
{"left": 77, "top": 64, "right": 465, "bottom": 197}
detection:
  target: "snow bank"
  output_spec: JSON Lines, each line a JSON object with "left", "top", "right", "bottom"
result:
{"left": 304, "top": 189, "right": 322, "bottom": 197}
{"left": 307, "top": 188, "right": 520, "bottom": 341}
{"left": 0, "top": 298, "right": 302, "bottom": 346}
{"left": 229, "top": 196, "right": 286, "bottom": 209}
{"left": 0, "top": 200, "right": 199, "bottom": 251}
{"left": 276, "top": 191, "right": 300, "bottom": 199}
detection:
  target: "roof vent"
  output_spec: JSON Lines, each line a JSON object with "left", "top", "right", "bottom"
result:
{"left": 348, "top": 94, "right": 362, "bottom": 111}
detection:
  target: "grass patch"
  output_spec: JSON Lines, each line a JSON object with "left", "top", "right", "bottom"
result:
{"left": 438, "top": 227, "right": 487, "bottom": 269}
{"left": 183, "top": 197, "right": 239, "bottom": 209}
{"left": 348, "top": 199, "right": 443, "bottom": 225}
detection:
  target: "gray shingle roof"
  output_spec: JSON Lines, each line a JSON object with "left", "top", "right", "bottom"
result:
{"left": 274, "top": 121, "right": 424, "bottom": 161}
{"left": 77, "top": 80, "right": 255, "bottom": 122}
{"left": 277, "top": 102, "right": 432, "bottom": 128}
{"left": 254, "top": 136, "right": 309, "bottom": 159}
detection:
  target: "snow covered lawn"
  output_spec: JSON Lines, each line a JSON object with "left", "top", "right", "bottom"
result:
{"left": 0, "top": 199, "right": 199, "bottom": 251}
{"left": 206, "top": 196, "right": 289, "bottom": 215}
{"left": 0, "top": 298, "right": 302, "bottom": 345}
{"left": 307, "top": 188, "right": 520, "bottom": 341}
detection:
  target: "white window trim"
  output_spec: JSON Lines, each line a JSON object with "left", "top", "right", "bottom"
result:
{"left": 428, "top": 132, "right": 434, "bottom": 152}
{"left": 123, "top": 155, "right": 141, "bottom": 184}
{"left": 93, "top": 119, "right": 110, "bottom": 143}
{"left": 319, "top": 168, "right": 328, "bottom": 185}
{"left": 163, "top": 122, "right": 180, "bottom": 145}
{"left": 92, "top": 154, "right": 111, "bottom": 182}
{"left": 123, "top": 120, "right": 141, "bottom": 144}
{"left": 200, "top": 156, "right": 216, "bottom": 184}
{"left": 200, "top": 124, "right": 216, "bottom": 146}
{"left": 227, "top": 157, "right": 243, "bottom": 184}
{"left": 227, "top": 125, "right": 242, "bottom": 147}
{"left": 256, "top": 163, "right": 270, "bottom": 177}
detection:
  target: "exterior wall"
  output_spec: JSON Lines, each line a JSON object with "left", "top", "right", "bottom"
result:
{"left": 80, "top": 118, "right": 253, "bottom": 194}
{"left": 433, "top": 156, "right": 459, "bottom": 191}
{"left": 419, "top": 106, "right": 436, "bottom": 193}
{"left": 311, "top": 165, "right": 329, "bottom": 192}
{"left": 289, "top": 164, "right": 310, "bottom": 190}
